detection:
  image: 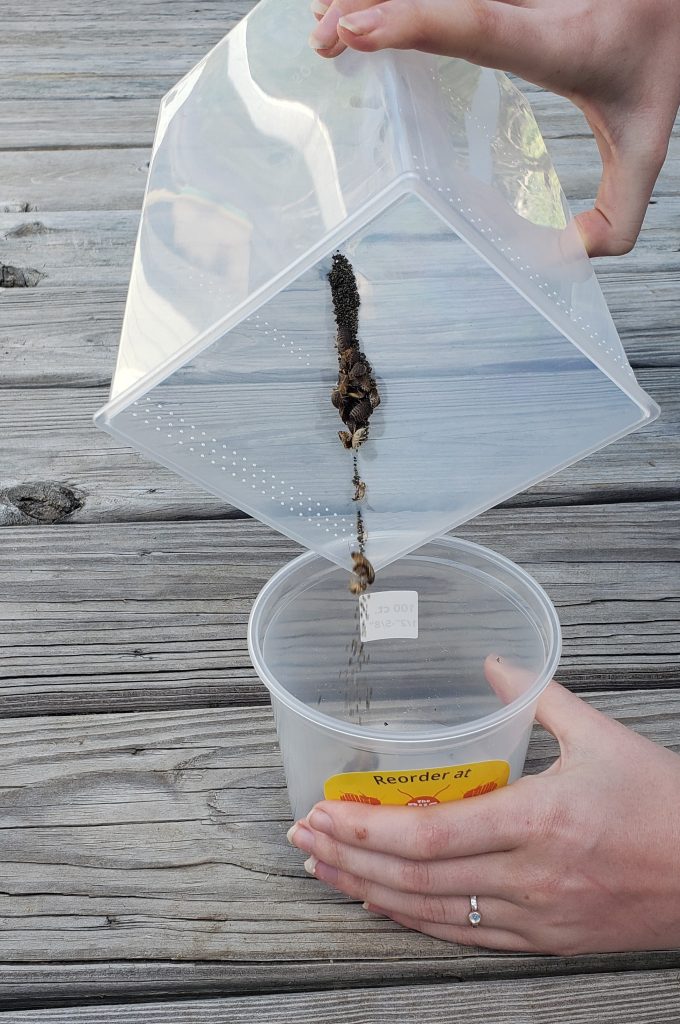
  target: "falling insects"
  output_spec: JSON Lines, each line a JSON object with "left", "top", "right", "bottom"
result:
{"left": 351, "top": 551, "right": 375, "bottom": 586}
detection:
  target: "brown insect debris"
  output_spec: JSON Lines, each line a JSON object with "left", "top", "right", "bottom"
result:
{"left": 327, "top": 251, "right": 379, "bottom": 595}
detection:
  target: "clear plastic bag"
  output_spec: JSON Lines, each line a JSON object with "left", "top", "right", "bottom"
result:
{"left": 96, "top": 0, "right": 657, "bottom": 571}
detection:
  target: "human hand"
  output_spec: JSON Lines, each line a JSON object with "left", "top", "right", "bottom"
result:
{"left": 308, "top": 0, "right": 680, "bottom": 257}
{"left": 288, "top": 657, "right": 680, "bottom": 954}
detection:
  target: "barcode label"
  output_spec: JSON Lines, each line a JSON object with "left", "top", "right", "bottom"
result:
{"left": 360, "top": 590, "right": 418, "bottom": 642}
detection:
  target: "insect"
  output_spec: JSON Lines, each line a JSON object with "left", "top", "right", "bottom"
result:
{"left": 349, "top": 359, "right": 370, "bottom": 381}
{"left": 397, "top": 784, "right": 452, "bottom": 807}
{"left": 340, "top": 347, "right": 360, "bottom": 371}
{"left": 338, "top": 430, "right": 353, "bottom": 449}
{"left": 349, "top": 577, "right": 368, "bottom": 595}
{"left": 351, "top": 551, "right": 375, "bottom": 585}
{"left": 351, "top": 426, "right": 368, "bottom": 449}
{"left": 352, "top": 480, "right": 366, "bottom": 502}
{"left": 330, "top": 388, "right": 344, "bottom": 410}
{"left": 369, "top": 388, "right": 381, "bottom": 410}
{"left": 336, "top": 326, "right": 354, "bottom": 352}
{"left": 348, "top": 398, "right": 372, "bottom": 425}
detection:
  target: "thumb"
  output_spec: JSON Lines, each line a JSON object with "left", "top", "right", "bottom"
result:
{"left": 333, "top": 0, "right": 543, "bottom": 71}
{"left": 483, "top": 654, "right": 605, "bottom": 753}
{"left": 574, "top": 120, "right": 667, "bottom": 257}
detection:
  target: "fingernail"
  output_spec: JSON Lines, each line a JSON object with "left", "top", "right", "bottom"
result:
{"left": 308, "top": 29, "right": 332, "bottom": 49}
{"left": 307, "top": 808, "right": 333, "bottom": 835}
{"left": 362, "top": 901, "right": 382, "bottom": 914}
{"left": 287, "top": 823, "right": 315, "bottom": 853}
{"left": 311, "top": 859, "right": 338, "bottom": 884}
{"left": 338, "top": 9, "right": 380, "bottom": 34}
{"left": 310, "top": 0, "right": 329, "bottom": 14}
{"left": 303, "top": 855, "right": 318, "bottom": 875}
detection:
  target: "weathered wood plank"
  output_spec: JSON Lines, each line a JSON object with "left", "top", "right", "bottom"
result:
{"left": 1, "top": 958, "right": 680, "bottom": 1015}
{"left": 2, "top": 138, "right": 679, "bottom": 217}
{"left": 0, "top": 370, "right": 677, "bottom": 527}
{"left": 2, "top": 970, "right": 680, "bottom": 1022}
{"left": 0, "top": 507, "right": 677, "bottom": 716}
{"left": 4, "top": 959, "right": 680, "bottom": 1014}
{"left": 0, "top": 690, "right": 677, "bottom": 804}
{"left": 5, "top": 206, "right": 680, "bottom": 288}
{"left": 2, "top": 198, "right": 677, "bottom": 281}
{"left": 2, "top": 197, "right": 679, "bottom": 393}
{"left": 0, "top": 72, "right": 677, "bottom": 146}
{"left": 0, "top": 150, "right": 150, "bottom": 213}
{"left": 2, "top": 276, "right": 678, "bottom": 390}
{"left": 0, "top": 693, "right": 676, "bottom": 977}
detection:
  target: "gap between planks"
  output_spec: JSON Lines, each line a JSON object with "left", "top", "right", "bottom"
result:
{"left": 1, "top": 969, "right": 680, "bottom": 1020}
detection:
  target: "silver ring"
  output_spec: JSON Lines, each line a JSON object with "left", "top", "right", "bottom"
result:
{"left": 468, "top": 895, "right": 482, "bottom": 927}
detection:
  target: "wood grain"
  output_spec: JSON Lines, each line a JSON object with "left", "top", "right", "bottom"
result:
{"left": 3, "top": 138, "right": 679, "bottom": 215}
{"left": 2, "top": 205, "right": 679, "bottom": 397}
{"left": 1, "top": 0, "right": 679, "bottom": 1006}
{"left": 0, "top": 692, "right": 676, "bottom": 974}
{"left": 0, "top": 370, "right": 677, "bottom": 526}
{"left": 2, "top": 970, "right": 680, "bottom": 1022}
{"left": 0, "top": 82, "right": 676, "bottom": 148}
{"left": 0, "top": 506, "right": 677, "bottom": 716}
{"left": 4, "top": 958, "right": 680, "bottom": 1013}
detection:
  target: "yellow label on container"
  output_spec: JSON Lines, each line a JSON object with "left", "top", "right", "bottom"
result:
{"left": 324, "top": 761, "right": 510, "bottom": 806}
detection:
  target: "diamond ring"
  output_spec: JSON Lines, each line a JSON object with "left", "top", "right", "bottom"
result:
{"left": 468, "top": 895, "right": 482, "bottom": 927}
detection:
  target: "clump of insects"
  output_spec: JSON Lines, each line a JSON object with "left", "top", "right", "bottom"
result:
{"left": 327, "top": 251, "right": 379, "bottom": 596}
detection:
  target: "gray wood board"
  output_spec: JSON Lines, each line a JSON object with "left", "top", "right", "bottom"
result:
{"left": 2, "top": 138, "right": 679, "bottom": 215}
{"left": 0, "top": 93, "right": 585, "bottom": 151}
{"left": 0, "top": 2, "right": 669, "bottom": 145}
{"left": 0, "top": 370, "right": 677, "bottom": 528}
{"left": 0, "top": 74, "right": 676, "bottom": 145}
{"left": 0, "top": 692, "right": 677, "bottom": 975}
{"left": 0, "top": 506, "right": 678, "bottom": 716}
{"left": 4, "top": 961, "right": 680, "bottom": 1014}
{"left": 2, "top": 970, "right": 680, "bottom": 1021}
{"left": 2, "top": 204, "right": 679, "bottom": 290}
{"left": 1, "top": 204, "right": 679, "bottom": 396}
{"left": 4, "top": 960, "right": 680, "bottom": 1014}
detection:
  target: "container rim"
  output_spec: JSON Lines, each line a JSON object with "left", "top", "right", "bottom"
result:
{"left": 247, "top": 536, "right": 562, "bottom": 746}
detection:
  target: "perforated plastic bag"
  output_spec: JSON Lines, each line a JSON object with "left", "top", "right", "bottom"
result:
{"left": 96, "top": 0, "right": 657, "bottom": 571}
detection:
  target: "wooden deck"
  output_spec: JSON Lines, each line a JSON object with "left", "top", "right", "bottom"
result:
{"left": 1, "top": 0, "right": 679, "bottom": 1017}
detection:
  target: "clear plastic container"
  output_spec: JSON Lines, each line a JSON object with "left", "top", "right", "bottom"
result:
{"left": 94, "top": 0, "right": 658, "bottom": 574}
{"left": 248, "top": 536, "right": 561, "bottom": 818}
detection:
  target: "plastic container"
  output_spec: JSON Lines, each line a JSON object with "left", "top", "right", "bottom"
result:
{"left": 94, "top": 0, "right": 658, "bottom": 574}
{"left": 248, "top": 535, "right": 561, "bottom": 818}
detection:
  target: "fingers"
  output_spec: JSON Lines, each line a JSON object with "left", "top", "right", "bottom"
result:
{"left": 309, "top": 0, "right": 381, "bottom": 57}
{"left": 575, "top": 119, "right": 668, "bottom": 257}
{"left": 483, "top": 654, "right": 537, "bottom": 705}
{"left": 291, "top": 821, "right": 520, "bottom": 897}
{"left": 483, "top": 655, "right": 607, "bottom": 756}
{"left": 305, "top": 854, "right": 526, "bottom": 930}
{"left": 312, "top": 0, "right": 546, "bottom": 75}
{"left": 364, "top": 905, "right": 535, "bottom": 951}
{"left": 297, "top": 787, "right": 528, "bottom": 862}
